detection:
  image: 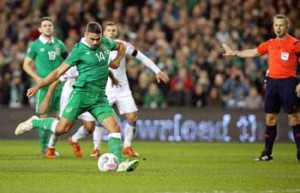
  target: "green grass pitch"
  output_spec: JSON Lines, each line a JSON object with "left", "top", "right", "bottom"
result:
{"left": 0, "top": 140, "right": 299, "bottom": 193}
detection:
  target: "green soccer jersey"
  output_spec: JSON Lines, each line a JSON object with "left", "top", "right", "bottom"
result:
{"left": 26, "top": 36, "right": 67, "bottom": 78}
{"left": 64, "top": 37, "right": 116, "bottom": 96}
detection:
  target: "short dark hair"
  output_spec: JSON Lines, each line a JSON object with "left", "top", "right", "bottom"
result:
{"left": 273, "top": 14, "right": 289, "bottom": 26}
{"left": 86, "top": 22, "right": 102, "bottom": 34}
{"left": 39, "top": 17, "right": 54, "bottom": 26}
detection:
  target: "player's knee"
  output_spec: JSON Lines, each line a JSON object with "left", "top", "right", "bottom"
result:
{"left": 110, "top": 122, "right": 121, "bottom": 133}
{"left": 55, "top": 127, "right": 69, "bottom": 134}
{"left": 126, "top": 113, "right": 138, "bottom": 123}
{"left": 265, "top": 114, "right": 277, "bottom": 126}
{"left": 55, "top": 120, "right": 73, "bottom": 134}
{"left": 108, "top": 122, "right": 121, "bottom": 133}
{"left": 102, "top": 117, "right": 121, "bottom": 133}
{"left": 84, "top": 121, "right": 95, "bottom": 133}
{"left": 288, "top": 113, "right": 300, "bottom": 126}
{"left": 86, "top": 129, "right": 94, "bottom": 134}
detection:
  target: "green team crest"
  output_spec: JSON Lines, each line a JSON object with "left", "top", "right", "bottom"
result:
{"left": 54, "top": 45, "right": 61, "bottom": 55}
{"left": 100, "top": 45, "right": 110, "bottom": 55}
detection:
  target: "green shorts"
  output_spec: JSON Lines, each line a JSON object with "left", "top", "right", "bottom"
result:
{"left": 62, "top": 89, "right": 116, "bottom": 124}
{"left": 35, "top": 86, "right": 61, "bottom": 115}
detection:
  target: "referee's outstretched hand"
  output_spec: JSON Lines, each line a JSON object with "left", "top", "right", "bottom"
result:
{"left": 222, "top": 44, "right": 235, "bottom": 56}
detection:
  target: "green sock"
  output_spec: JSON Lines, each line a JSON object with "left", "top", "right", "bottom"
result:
{"left": 33, "top": 118, "right": 55, "bottom": 154}
{"left": 108, "top": 137, "right": 123, "bottom": 164}
{"left": 38, "top": 129, "right": 48, "bottom": 154}
{"left": 32, "top": 118, "right": 55, "bottom": 132}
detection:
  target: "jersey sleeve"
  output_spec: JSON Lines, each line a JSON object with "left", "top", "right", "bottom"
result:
{"left": 107, "top": 38, "right": 117, "bottom": 50}
{"left": 25, "top": 43, "right": 36, "bottom": 60}
{"left": 294, "top": 41, "right": 300, "bottom": 57}
{"left": 64, "top": 46, "right": 80, "bottom": 66}
{"left": 125, "top": 42, "right": 135, "bottom": 55}
{"left": 116, "top": 39, "right": 161, "bottom": 73}
{"left": 116, "top": 40, "right": 135, "bottom": 55}
{"left": 257, "top": 41, "right": 269, "bottom": 55}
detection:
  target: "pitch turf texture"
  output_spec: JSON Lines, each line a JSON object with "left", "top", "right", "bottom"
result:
{"left": 0, "top": 141, "right": 299, "bottom": 193}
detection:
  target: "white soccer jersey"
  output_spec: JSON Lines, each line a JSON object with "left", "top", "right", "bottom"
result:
{"left": 106, "top": 40, "right": 134, "bottom": 98}
{"left": 106, "top": 39, "right": 161, "bottom": 114}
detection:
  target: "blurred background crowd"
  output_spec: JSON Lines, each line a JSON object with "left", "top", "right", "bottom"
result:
{"left": 0, "top": 0, "right": 299, "bottom": 109}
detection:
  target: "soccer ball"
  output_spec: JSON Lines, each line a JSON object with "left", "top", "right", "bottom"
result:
{"left": 97, "top": 153, "right": 118, "bottom": 172}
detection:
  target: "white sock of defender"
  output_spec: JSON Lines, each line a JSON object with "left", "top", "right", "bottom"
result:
{"left": 50, "top": 119, "right": 59, "bottom": 133}
{"left": 47, "top": 133, "right": 59, "bottom": 148}
{"left": 71, "top": 125, "right": 88, "bottom": 142}
{"left": 93, "top": 125, "right": 103, "bottom": 150}
{"left": 123, "top": 122, "right": 135, "bottom": 147}
{"left": 48, "top": 119, "right": 59, "bottom": 148}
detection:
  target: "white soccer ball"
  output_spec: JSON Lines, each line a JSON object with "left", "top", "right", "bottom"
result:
{"left": 97, "top": 153, "right": 118, "bottom": 172}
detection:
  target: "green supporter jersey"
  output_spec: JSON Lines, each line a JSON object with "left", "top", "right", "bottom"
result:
{"left": 64, "top": 37, "right": 116, "bottom": 96}
{"left": 26, "top": 36, "right": 67, "bottom": 78}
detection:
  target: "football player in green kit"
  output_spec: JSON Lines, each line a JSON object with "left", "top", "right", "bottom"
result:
{"left": 16, "top": 21, "right": 138, "bottom": 172}
{"left": 23, "top": 17, "right": 67, "bottom": 156}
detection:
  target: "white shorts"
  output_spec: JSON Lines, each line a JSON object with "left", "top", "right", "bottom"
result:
{"left": 108, "top": 93, "right": 138, "bottom": 115}
{"left": 77, "top": 111, "right": 95, "bottom": 121}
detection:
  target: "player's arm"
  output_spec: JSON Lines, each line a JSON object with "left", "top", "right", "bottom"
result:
{"left": 27, "top": 63, "right": 70, "bottom": 97}
{"left": 222, "top": 44, "right": 261, "bottom": 58}
{"left": 109, "top": 42, "right": 125, "bottom": 69}
{"left": 23, "top": 57, "right": 42, "bottom": 83}
{"left": 108, "top": 70, "right": 120, "bottom": 87}
{"left": 39, "top": 80, "right": 60, "bottom": 113}
{"left": 59, "top": 66, "right": 79, "bottom": 82}
{"left": 127, "top": 43, "right": 169, "bottom": 83}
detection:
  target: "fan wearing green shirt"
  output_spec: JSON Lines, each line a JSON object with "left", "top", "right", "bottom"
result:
{"left": 23, "top": 17, "right": 67, "bottom": 156}
{"left": 16, "top": 21, "right": 138, "bottom": 172}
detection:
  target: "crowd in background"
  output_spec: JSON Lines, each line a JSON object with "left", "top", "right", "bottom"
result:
{"left": 0, "top": 0, "right": 299, "bottom": 109}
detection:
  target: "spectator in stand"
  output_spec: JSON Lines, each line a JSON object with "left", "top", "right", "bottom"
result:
{"left": 222, "top": 67, "right": 249, "bottom": 108}
{"left": 169, "top": 67, "right": 194, "bottom": 94}
{"left": 0, "top": 73, "right": 11, "bottom": 105}
{"left": 144, "top": 82, "right": 166, "bottom": 109}
{"left": 207, "top": 86, "right": 224, "bottom": 107}
{"left": 131, "top": 71, "right": 150, "bottom": 107}
{"left": 9, "top": 71, "right": 25, "bottom": 109}
{"left": 244, "top": 86, "right": 263, "bottom": 110}
{"left": 167, "top": 78, "right": 191, "bottom": 107}
{"left": 192, "top": 82, "right": 207, "bottom": 108}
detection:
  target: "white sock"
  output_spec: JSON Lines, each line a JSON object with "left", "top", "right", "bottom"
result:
{"left": 93, "top": 125, "right": 103, "bottom": 150}
{"left": 123, "top": 123, "right": 135, "bottom": 147}
{"left": 48, "top": 119, "right": 59, "bottom": 149}
{"left": 108, "top": 132, "right": 122, "bottom": 139}
{"left": 51, "top": 119, "right": 59, "bottom": 133}
{"left": 47, "top": 133, "right": 59, "bottom": 148}
{"left": 71, "top": 125, "right": 88, "bottom": 142}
